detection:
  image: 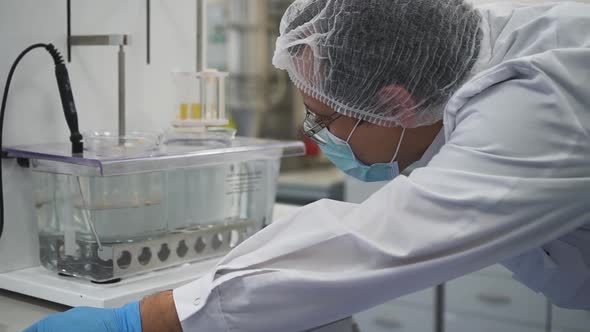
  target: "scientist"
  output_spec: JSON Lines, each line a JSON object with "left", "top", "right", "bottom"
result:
{"left": 26, "top": 0, "right": 590, "bottom": 331}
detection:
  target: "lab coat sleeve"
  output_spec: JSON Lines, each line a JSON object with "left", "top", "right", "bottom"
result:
{"left": 173, "top": 65, "right": 590, "bottom": 331}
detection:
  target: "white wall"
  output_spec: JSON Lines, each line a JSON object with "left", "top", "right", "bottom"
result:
{"left": 0, "top": 0, "right": 202, "bottom": 271}
{"left": 0, "top": 1, "right": 203, "bottom": 145}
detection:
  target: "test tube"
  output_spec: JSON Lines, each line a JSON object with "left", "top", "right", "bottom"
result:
{"left": 173, "top": 71, "right": 228, "bottom": 127}
{"left": 190, "top": 74, "right": 202, "bottom": 121}
{"left": 190, "top": 102, "right": 202, "bottom": 121}
{"left": 205, "top": 72, "right": 217, "bottom": 121}
{"left": 174, "top": 72, "right": 202, "bottom": 123}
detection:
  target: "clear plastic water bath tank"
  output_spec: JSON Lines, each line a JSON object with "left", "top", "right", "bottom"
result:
{"left": 5, "top": 132, "right": 304, "bottom": 282}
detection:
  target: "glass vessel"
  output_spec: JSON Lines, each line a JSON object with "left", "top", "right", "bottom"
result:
{"left": 172, "top": 70, "right": 229, "bottom": 128}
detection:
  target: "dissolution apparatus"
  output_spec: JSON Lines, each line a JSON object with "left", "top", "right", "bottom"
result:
{"left": 4, "top": 132, "right": 304, "bottom": 282}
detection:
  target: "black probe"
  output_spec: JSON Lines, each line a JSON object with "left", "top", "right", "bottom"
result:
{"left": 46, "top": 44, "right": 84, "bottom": 155}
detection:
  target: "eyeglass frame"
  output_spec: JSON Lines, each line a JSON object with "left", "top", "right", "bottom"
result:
{"left": 302, "top": 106, "right": 342, "bottom": 145}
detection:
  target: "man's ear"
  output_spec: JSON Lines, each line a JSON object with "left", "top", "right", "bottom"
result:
{"left": 378, "top": 85, "right": 418, "bottom": 127}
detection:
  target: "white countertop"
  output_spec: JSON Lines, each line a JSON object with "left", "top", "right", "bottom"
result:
{"left": 0, "top": 204, "right": 302, "bottom": 332}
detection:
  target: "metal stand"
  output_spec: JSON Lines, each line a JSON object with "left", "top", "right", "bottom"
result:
{"left": 196, "top": 0, "right": 207, "bottom": 72}
{"left": 435, "top": 284, "right": 445, "bottom": 332}
{"left": 146, "top": 0, "right": 151, "bottom": 64}
{"left": 118, "top": 45, "right": 126, "bottom": 138}
{"left": 68, "top": 35, "right": 129, "bottom": 138}
{"left": 66, "top": 2, "right": 139, "bottom": 137}
{"left": 545, "top": 299, "right": 553, "bottom": 332}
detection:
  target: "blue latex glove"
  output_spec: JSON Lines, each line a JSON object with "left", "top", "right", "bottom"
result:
{"left": 23, "top": 301, "right": 142, "bottom": 332}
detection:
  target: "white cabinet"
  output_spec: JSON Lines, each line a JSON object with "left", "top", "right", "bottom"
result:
{"left": 355, "top": 302, "right": 433, "bottom": 332}
{"left": 353, "top": 265, "right": 590, "bottom": 332}
{"left": 446, "top": 274, "right": 547, "bottom": 327}
{"left": 445, "top": 313, "right": 544, "bottom": 332}
{"left": 311, "top": 318, "right": 355, "bottom": 332}
{"left": 552, "top": 306, "right": 590, "bottom": 332}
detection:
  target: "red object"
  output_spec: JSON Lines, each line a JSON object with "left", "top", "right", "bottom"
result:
{"left": 303, "top": 136, "right": 321, "bottom": 156}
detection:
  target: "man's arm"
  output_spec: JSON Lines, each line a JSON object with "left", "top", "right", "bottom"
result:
{"left": 140, "top": 291, "right": 183, "bottom": 332}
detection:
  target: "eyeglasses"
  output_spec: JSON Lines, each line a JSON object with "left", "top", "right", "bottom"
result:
{"left": 302, "top": 106, "right": 342, "bottom": 145}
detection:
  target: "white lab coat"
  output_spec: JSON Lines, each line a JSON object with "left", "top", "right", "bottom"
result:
{"left": 173, "top": 3, "right": 590, "bottom": 331}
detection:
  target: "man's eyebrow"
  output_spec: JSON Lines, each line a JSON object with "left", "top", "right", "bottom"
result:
{"left": 303, "top": 102, "right": 315, "bottom": 113}
{"left": 304, "top": 102, "right": 332, "bottom": 118}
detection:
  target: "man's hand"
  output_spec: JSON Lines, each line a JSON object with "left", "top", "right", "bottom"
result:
{"left": 23, "top": 302, "right": 142, "bottom": 332}
{"left": 23, "top": 290, "right": 182, "bottom": 332}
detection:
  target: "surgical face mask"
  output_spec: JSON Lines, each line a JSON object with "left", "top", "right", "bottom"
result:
{"left": 317, "top": 120, "right": 406, "bottom": 182}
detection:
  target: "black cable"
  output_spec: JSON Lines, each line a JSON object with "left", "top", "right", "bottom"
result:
{"left": 67, "top": 0, "right": 71, "bottom": 62}
{"left": 0, "top": 43, "right": 49, "bottom": 240}
{"left": 0, "top": 43, "right": 81, "bottom": 240}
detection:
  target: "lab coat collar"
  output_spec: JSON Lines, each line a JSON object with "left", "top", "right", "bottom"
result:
{"left": 410, "top": 129, "right": 446, "bottom": 169}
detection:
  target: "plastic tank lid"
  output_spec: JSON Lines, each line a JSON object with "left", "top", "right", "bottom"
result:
{"left": 3, "top": 135, "right": 305, "bottom": 176}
